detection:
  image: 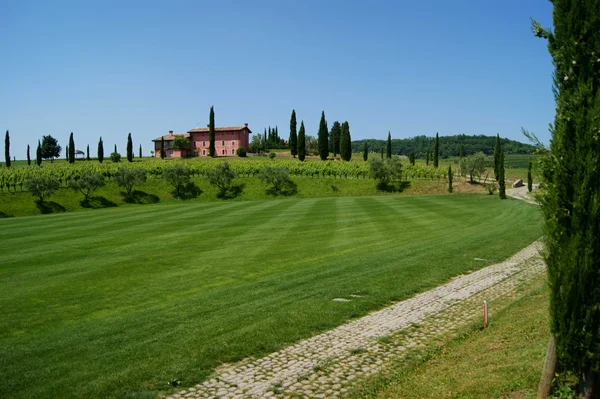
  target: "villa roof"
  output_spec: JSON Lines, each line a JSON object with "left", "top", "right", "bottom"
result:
{"left": 187, "top": 125, "right": 251, "bottom": 134}
{"left": 151, "top": 133, "right": 190, "bottom": 142}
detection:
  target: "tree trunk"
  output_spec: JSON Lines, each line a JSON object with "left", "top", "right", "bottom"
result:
{"left": 538, "top": 335, "right": 558, "bottom": 399}
{"left": 579, "top": 368, "right": 598, "bottom": 399}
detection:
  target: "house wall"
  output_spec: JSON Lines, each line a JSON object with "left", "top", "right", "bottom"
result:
{"left": 153, "top": 128, "right": 251, "bottom": 157}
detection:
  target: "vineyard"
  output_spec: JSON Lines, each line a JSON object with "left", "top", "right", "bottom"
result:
{"left": 0, "top": 158, "right": 450, "bottom": 193}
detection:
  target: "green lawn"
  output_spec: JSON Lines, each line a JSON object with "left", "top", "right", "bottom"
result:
{"left": 0, "top": 195, "right": 542, "bottom": 398}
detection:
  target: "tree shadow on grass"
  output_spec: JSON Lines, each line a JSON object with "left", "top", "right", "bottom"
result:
{"left": 36, "top": 201, "right": 67, "bottom": 214}
{"left": 217, "top": 183, "right": 245, "bottom": 199}
{"left": 266, "top": 180, "right": 298, "bottom": 197}
{"left": 376, "top": 181, "right": 411, "bottom": 193}
{"left": 121, "top": 190, "right": 160, "bottom": 204}
{"left": 173, "top": 182, "right": 203, "bottom": 200}
{"left": 81, "top": 196, "right": 118, "bottom": 209}
{"left": 0, "top": 210, "right": 12, "bottom": 218}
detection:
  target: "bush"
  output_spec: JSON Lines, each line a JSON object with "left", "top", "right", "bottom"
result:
{"left": 110, "top": 152, "right": 121, "bottom": 163}
{"left": 369, "top": 158, "right": 403, "bottom": 184}
{"left": 236, "top": 147, "right": 247, "bottom": 157}
{"left": 269, "top": 151, "right": 276, "bottom": 160}
{"left": 163, "top": 164, "right": 198, "bottom": 199}
{"left": 207, "top": 162, "right": 237, "bottom": 197}
{"left": 68, "top": 170, "right": 105, "bottom": 201}
{"left": 113, "top": 168, "right": 147, "bottom": 197}
{"left": 25, "top": 176, "right": 59, "bottom": 203}
{"left": 258, "top": 166, "right": 292, "bottom": 193}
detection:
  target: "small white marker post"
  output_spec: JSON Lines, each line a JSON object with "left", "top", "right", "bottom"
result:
{"left": 483, "top": 300, "right": 488, "bottom": 328}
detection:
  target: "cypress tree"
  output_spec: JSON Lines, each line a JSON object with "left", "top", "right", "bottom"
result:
{"left": 498, "top": 151, "right": 506, "bottom": 199}
{"left": 127, "top": 133, "right": 133, "bottom": 162}
{"left": 330, "top": 121, "right": 341, "bottom": 157}
{"left": 493, "top": 133, "right": 502, "bottom": 181}
{"left": 386, "top": 132, "right": 392, "bottom": 159}
{"left": 459, "top": 144, "right": 465, "bottom": 158}
{"left": 36, "top": 140, "right": 42, "bottom": 166}
{"left": 363, "top": 142, "right": 368, "bottom": 161}
{"left": 340, "top": 121, "right": 352, "bottom": 161}
{"left": 289, "top": 110, "right": 298, "bottom": 158}
{"left": 433, "top": 132, "right": 439, "bottom": 168}
{"left": 4, "top": 130, "right": 10, "bottom": 167}
{"left": 380, "top": 147, "right": 384, "bottom": 159}
{"left": 448, "top": 165, "right": 453, "bottom": 193}
{"left": 139, "top": 144, "right": 142, "bottom": 159}
{"left": 68, "top": 132, "right": 75, "bottom": 163}
{"left": 426, "top": 150, "right": 430, "bottom": 166}
{"left": 534, "top": 4, "right": 600, "bottom": 391}
{"left": 66, "top": 145, "right": 69, "bottom": 161}
{"left": 409, "top": 151, "right": 415, "bottom": 165}
{"left": 297, "top": 121, "right": 306, "bottom": 162}
{"left": 527, "top": 160, "right": 533, "bottom": 193}
{"left": 86, "top": 145, "right": 90, "bottom": 161}
{"left": 98, "top": 137, "right": 104, "bottom": 163}
{"left": 318, "top": 111, "right": 329, "bottom": 160}
{"left": 209, "top": 106, "right": 215, "bottom": 157}
{"left": 114, "top": 144, "right": 117, "bottom": 153}
{"left": 27, "top": 145, "right": 31, "bottom": 166}
{"left": 160, "top": 137, "right": 165, "bottom": 159}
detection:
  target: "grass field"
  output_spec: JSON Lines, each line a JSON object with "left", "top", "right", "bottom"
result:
{"left": 0, "top": 194, "right": 542, "bottom": 398}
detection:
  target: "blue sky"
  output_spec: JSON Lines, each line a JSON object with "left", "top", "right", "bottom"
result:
{"left": 1, "top": 0, "right": 554, "bottom": 159}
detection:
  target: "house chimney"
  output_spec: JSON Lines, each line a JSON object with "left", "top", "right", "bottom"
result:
{"left": 244, "top": 123, "right": 248, "bottom": 128}
{"left": 168, "top": 130, "right": 173, "bottom": 137}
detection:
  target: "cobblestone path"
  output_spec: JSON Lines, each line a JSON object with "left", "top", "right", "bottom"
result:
{"left": 167, "top": 241, "right": 545, "bottom": 399}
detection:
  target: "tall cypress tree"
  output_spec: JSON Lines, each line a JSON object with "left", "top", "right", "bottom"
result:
{"left": 139, "top": 144, "right": 142, "bottom": 159}
{"left": 433, "top": 132, "right": 439, "bottom": 168}
{"left": 86, "top": 145, "right": 90, "bottom": 161}
{"left": 297, "top": 121, "right": 306, "bottom": 162}
{"left": 36, "top": 140, "right": 42, "bottom": 166}
{"left": 340, "top": 121, "right": 352, "bottom": 161}
{"left": 209, "top": 106, "right": 215, "bottom": 157}
{"left": 68, "top": 132, "right": 75, "bottom": 164}
{"left": 534, "top": 3, "right": 600, "bottom": 392}
{"left": 330, "top": 121, "right": 341, "bottom": 157}
{"left": 426, "top": 150, "right": 430, "bottom": 166}
{"left": 289, "top": 110, "right": 298, "bottom": 158}
{"left": 127, "top": 133, "right": 133, "bottom": 162}
{"left": 27, "top": 145, "right": 31, "bottom": 166}
{"left": 160, "top": 137, "right": 165, "bottom": 159}
{"left": 386, "top": 132, "right": 392, "bottom": 159}
{"left": 409, "top": 151, "right": 415, "bottom": 165}
{"left": 98, "top": 137, "right": 104, "bottom": 163}
{"left": 363, "top": 142, "right": 368, "bottom": 161}
{"left": 527, "top": 159, "right": 533, "bottom": 193}
{"left": 493, "top": 133, "right": 502, "bottom": 181}
{"left": 448, "top": 165, "right": 453, "bottom": 193}
{"left": 66, "top": 145, "right": 69, "bottom": 161}
{"left": 498, "top": 151, "right": 506, "bottom": 199}
{"left": 459, "top": 144, "right": 465, "bottom": 158}
{"left": 318, "top": 111, "right": 329, "bottom": 160}
{"left": 5, "top": 130, "right": 10, "bottom": 168}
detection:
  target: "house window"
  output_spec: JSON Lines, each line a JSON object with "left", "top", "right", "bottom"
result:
{"left": 203, "top": 133, "right": 205, "bottom": 136}
{"left": 222, "top": 149, "right": 225, "bottom": 155}
{"left": 193, "top": 141, "right": 197, "bottom": 148}
{"left": 231, "top": 141, "right": 235, "bottom": 146}
{"left": 232, "top": 149, "right": 235, "bottom": 154}
{"left": 169, "top": 150, "right": 173, "bottom": 155}
{"left": 203, "top": 141, "right": 206, "bottom": 147}
{"left": 202, "top": 149, "right": 206, "bottom": 155}
{"left": 222, "top": 132, "right": 224, "bottom": 136}
{"left": 221, "top": 140, "right": 225, "bottom": 145}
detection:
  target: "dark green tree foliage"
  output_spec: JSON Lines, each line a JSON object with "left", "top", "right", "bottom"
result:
{"left": 139, "top": 144, "right": 142, "bottom": 159}
{"left": 298, "top": 121, "right": 306, "bottom": 161}
{"left": 68, "top": 170, "right": 105, "bottom": 201}
{"left": 113, "top": 167, "right": 147, "bottom": 197}
{"left": 380, "top": 147, "right": 384, "bottom": 159}
{"left": 448, "top": 165, "right": 453, "bottom": 193}
{"left": 460, "top": 144, "right": 465, "bottom": 158}
{"left": 173, "top": 136, "right": 189, "bottom": 157}
{"left": 5, "top": 130, "right": 10, "bottom": 167}
{"left": 111, "top": 144, "right": 121, "bottom": 163}
{"left": 386, "top": 132, "right": 392, "bottom": 159}
{"left": 263, "top": 128, "right": 267, "bottom": 152}
{"left": 86, "top": 145, "right": 90, "bottom": 161}
{"left": 163, "top": 164, "right": 193, "bottom": 198}
{"left": 433, "top": 132, "right": 439, "bottom": 168}
{"left": 66, "top": 145, "right": 69, "bottom": 161}
{"left": 27, "top": 145, "right": 31, "bottom": 166}
{"left": 426, "top": 150, "right": 430, "bottom": 165}
{"left": 340, "top": 121, "right": 352, "bottom": 161}
{"left": 41, "top": 135, "right": 61, "bottom": 162}
{"left": 534, "top": 1, "right": 600, "bottom": 389}
{"left": 527, "top": 160, "right": 533, "bottom": 193}
{"left": 36, "top": 140, "right": 42, "bottom": 166}
{"left": 318, "top": 111, "right": 329, "bottom": 160}
{"left": 330, "top": 121, "right": 341, "bottom": 156}
{"left": 493, "top": 133, "right": 501, "bottom": 181}
{"left": 160, "top": 137, "right": 166, "bottom": 159}
{"left": 209, "top": 106, "right": 215, "bottom": 157}
{"left": 369, "top": 158, "right": 403, "bottom": 189}
{"left": 289, "top": 110, "right": 298, "bottom": 158}
{"left": 127, "top": 133, "right": 133, "bottom": 162}
{"left": 207, "top": 161, "right": 237, "bottom": 197}
{"left": 258, "top": 165, "right": 292, "bottom": 194}
{"left": 98, "top": 137, "right": 104, "bottom": 163}
{"left": 409, "top": 151, "right": 415, "bottom": 165}
{"left": 25, "top": 176, "right": 59, "bottom": 202}
{"left": 498, "top": 151, "right": 506, "bottom": 199}
{"left": 68, "top": 132, "right": 75, "bottom": 164}
{"left": 362, "top": 142, "right": 368, "bottom": 161}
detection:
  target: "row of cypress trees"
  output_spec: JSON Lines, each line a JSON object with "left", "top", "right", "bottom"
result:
{"left": 288, "top": 110, "right": 352, "bottom": 161}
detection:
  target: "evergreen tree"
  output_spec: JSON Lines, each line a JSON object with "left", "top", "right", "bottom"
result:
{"left": 263, "top": 128, "right": 267, "bottom": 152}
{"left": 86, "top": 145, "right": 90, "bottom": 161}
{"left": 409, "top": 151, "right": 415, "bottom": 165}
{"left": 493, "top": 133, "right": 502, "bottom": 181}
{"left": 318, "top": 111, "right": 329, "bottom": 160}
{"left": 127, "top": 133, "right": 133, "bottom": 162}
{"left": 98, "top": 137, "right": 104, "bottom": 163}
{"left": 527, "top": 160, "right": 533, "bottom": 193}
{"left": 160, "top": 137, "right": 166, "bottom": 159}
{"left": 340, "top": 121, "right": 352, "bottom": 161}
{"left": 66, "top": 145, "right": 69, "bottom": 161}
{"left": 459, "top": 144, "right": 465, "bottom": 158}
{"left": 36, "top": 140, "right": 42, "bottom": 166}
{"left": 68, "top": 132, "right": 75, "bottom": 164}
{"left": 363, "top": 142, "right": 368, "bottom": 161}
{"left": 386, "top": 132, "right": 392, "bottom": 159}
{"left": 330, "top": 121, "right": 341, "bottom": 156}
{"left": 139, "top": 144, "right": 142, "bottom": 159}
{"left": 433, "top": 132, "right": 439, "bottom": 168}
{"left": 289, "top": 110, "right": 298, "bottom": 158}
{"left": 426, "top": 150, "right": 430, "bottom": 166}
{"left": 448, "top": 165, "right": 453, "bottom": 193}
{"left": 533, "top": 4, "right": 600, "bottom": 391}
{"left": 209, "top": 106, "right": 216, "bottom": 157}
{"left": 498, "top": 151, "right": 506, "bottom": 199}
{"left": 5, "top": 130, "right": 10, "bottom": 168}
{"left": 380, "top": 147, "right": 384, "bottom": 159}
{"left": 297, "top": 121, "right": 306, "bottom": 162}
{"left": 27, "top": 145, "right": 31, "bottom": 166}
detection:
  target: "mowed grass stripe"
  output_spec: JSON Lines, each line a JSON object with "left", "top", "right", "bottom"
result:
{"left": 0, "top": 195, "right": 542, "bottom": 399}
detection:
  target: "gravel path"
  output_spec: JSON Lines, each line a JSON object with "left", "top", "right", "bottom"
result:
{"left": 506, "top": 185, "right": 540, "bottom": 205}
{"left": 166, "top": 241, "right": 545, "bottom": 399}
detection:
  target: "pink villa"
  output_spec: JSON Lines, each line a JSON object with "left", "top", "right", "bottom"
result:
{"left": 152, "top": 124, "right": 252, "bottom": 157}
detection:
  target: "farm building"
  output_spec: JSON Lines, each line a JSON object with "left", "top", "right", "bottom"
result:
{"left": 152, "top": 124, "right": 252, "bottom": 157}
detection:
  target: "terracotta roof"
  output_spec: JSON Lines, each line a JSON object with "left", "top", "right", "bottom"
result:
{"left": 187, "top": 126, "right": 251, "bottom": 134}
{"left": 151, "top": 133, "right": 190, "bottom": 142}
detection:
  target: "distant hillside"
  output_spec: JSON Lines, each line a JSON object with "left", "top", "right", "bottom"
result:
{"left": 351, "top": 134, "right": 536, "bottom": 158}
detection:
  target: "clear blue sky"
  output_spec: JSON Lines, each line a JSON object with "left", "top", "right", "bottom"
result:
{"left": 1, "top": 0, "right": 554, "bottom": 159}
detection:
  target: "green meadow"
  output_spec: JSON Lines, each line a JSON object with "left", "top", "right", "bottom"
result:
{"left": 0, "top": 194, "right": 542, "bottom": 398}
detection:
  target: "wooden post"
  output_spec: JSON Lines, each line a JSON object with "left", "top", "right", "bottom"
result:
{"left": 537, "top": 335, "right": 558, "bottom": 399}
